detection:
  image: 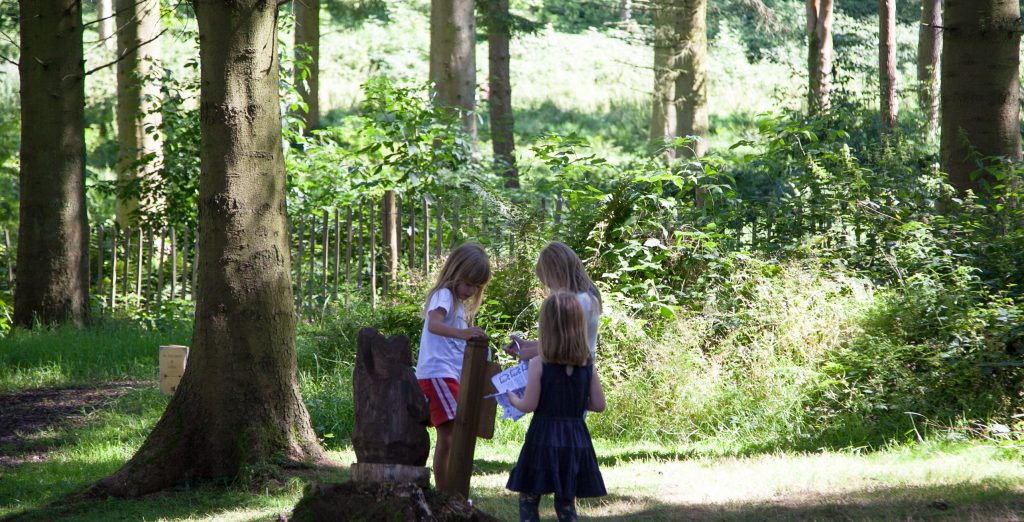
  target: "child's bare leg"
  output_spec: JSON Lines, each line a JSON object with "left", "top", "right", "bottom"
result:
{"left": 433, "top": 421, "right": 454, "bottom": 489}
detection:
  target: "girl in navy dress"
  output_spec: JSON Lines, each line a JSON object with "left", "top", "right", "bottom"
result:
{"left": 506, "top": 291, "right": 607, "bottom": 521}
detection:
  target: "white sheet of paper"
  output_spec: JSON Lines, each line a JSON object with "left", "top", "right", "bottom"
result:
{"left": 487, "top": 361, "right": 530, "bottom": 421}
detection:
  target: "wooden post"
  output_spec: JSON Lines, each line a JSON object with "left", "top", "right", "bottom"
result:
{"left": 110, "top": 226, "right": 119, "bottom": 309}
{"left": 345, "top": 205, "right": 353, "bottom": 307}
{"left": 156, "top": 228, "right": 165, "bottom": 307}
{"left": 444, "top": 335, "right": 491, "bottom": 497}
{"left": 333, "top": 208, "right": 340, "bottom": 300}
{"left": 97, "top": 226, "right": 105, "bottom": 297}
{"left": 452, "top": 201, "right": 460, "bottom": 248}
{"left": 191, "top": 226, "right": 199, "bottom": 302}
{"left": 435, "top": 199, "right": 443, "bottom": 256}
{"left": 3, "top": 228, "right": 13, "bottom": 288}
{"left": 408, "top": 196, "right": 415, "bottom": 271}
{"left": 423, "top": 197, "right": 430, "bottom": 272}
{"left": 296, "top": 217, "right": 305, "bottom": 308}
{"left": 322, "top": 209, "right": 330, "bottom": 297}
{"left": 369, "top": 199, "right": 377, "bottom": 309}
{"left": 123, "top": 228, "right": 131, "bottom": 298}
{"left": 170, "top": 227, "right": 177, "bottom": 300}
{"left": 357, "top": 201, "right": 365, "bottom": 290}
{"left": 135, "top": 228, "right": 143, "bottom": 296}
{"left": 395, "top": 193, "right": 402, "bottom": 279}
{"left": 145, "top": 228, "right": 154, "bottom": 303}
{"left": 308, "top": 214, "right": 316, "bottom": 301}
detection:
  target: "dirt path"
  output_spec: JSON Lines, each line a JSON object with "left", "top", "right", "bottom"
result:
{"left": 0, "top": 381, "right": 147, "bottom": 467}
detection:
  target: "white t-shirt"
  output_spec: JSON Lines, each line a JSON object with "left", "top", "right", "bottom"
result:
{"left": 577, "top": 291, "right": 600, "bottom": 361}
{"left": 415, "top": 288, "right": 467, "bottom": 380}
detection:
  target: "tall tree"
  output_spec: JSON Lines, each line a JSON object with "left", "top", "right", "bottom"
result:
{"left": 940, "top": 0, "right": 1021, "bottom": 194}
{"left": 806, "top": 0, "right": 833, "bottom": 113}
{"left": 294, "top": 0, "right": 320, "bottom": 131}
{"left": 917, "top": 0, "right": 940, "bottom": 134}
{"left": 649, "top": 0, "right": 678, "bottom": 159}
{"left": 878, "top": 0, "right": 897, "bottom": 132}
{"left": 92, "top": 0, "right": 324, "bottom": 496}
{"left": 430, "top": 0, "right": 477, "bottom": 137}
{"left": 97, "top": 0, "right": 114, "bottom": 49}
{"left": 673, "top": 0, "right": 708, "bottom": 158}
{"left": 115, "top": 0, "right": 163, "bottom": 226}
{"left": 15, "top": 0, "right": 90, "bottom": 327}
{"left": 483, "top": 0, "right": 518, "bottom": 187}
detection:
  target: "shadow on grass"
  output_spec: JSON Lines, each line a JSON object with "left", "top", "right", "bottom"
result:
{"left": 582, "top": 483, "right": 1024, "bottom": 521}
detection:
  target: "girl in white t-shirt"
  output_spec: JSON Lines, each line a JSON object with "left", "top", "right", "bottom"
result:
{"left": 505, "top": 241, "right": 602, "bottom": 363}
{"left": 416, "top": 242, "right": 491, "bottom": 490}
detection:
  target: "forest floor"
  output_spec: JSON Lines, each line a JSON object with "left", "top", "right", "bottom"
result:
{"left": 2, "top": 380, "right": 1024, "bottom": 521}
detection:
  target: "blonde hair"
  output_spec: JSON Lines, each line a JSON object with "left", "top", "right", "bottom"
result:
{"left": 538, "top": 291, "right": 591, "bottom": 366}
{"left": 535, "top": 241, "right": 602, "bottom": 313}
{"left": 425, "top": 242, "right": 491, "bottom": 323}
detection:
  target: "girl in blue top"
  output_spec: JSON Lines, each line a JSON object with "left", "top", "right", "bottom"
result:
{"left": 506, "top": 290, "right": 607, "bottom": 521}
{"left": 416, "top": 242, "right": 491, "bottom": 490}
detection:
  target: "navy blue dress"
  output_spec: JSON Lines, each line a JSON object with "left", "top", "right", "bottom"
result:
{"left": 506, "top": 362, "right": 607, "bottom": 499}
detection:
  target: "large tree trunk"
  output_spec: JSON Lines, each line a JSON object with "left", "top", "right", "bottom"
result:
{"left": 97, "top": 0, "right": 114, "bottom": 49}
{"left": 649, "top": 0, "right": 677, "bottom": 159}
{"left": 115, "top": 0, "right": 163, "bottom": 227}
{"left": 941, "top": 0, "right": 1021, "bottom": 194}
{"left": 91, "top": 0, "right": 325, "bottom": 496}
{"left": 878, "top": 0, "right": 897, "bottom": 132}
{"left": 430, "top": 0, "right": 476, "bottom": 137}
{"left": 673, "top": 0, "right": 708, "bottom": 158}
{"left": 294, "top": 0, "right": 320, "bottom": 131}
{"left": 484, "top": 0, "right": 518, "bottom": 187}
{"left": 917, "top": 0, "right": 940, "bottom": 134}
{"left": 806, "top": 0, "right": 833, "bottom": 113}
{"left": 14, "top": 0, "right": 90, "bottom": 327}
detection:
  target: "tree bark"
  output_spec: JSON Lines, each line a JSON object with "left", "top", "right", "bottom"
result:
{"left": 878, "top": 0, "right": 897, "bottom": 132}
{"left": 649, "top": 0, "right": 677, "bottom": 159}
{"left": 115, "top": 0, "right": 163, "bottom": 227}
{"left": 97, "top": 0, "right": 114, "bottom": 49}
{"left": 484, "top": 0, "right": 518, "bottom": 187}
{"left": 917, "top": 0, "right": 941, "bottom": 134}
{"left": 806, "top": 0, "right": 833, "bottom": 113}
{"left": 14, "top": 0, "right": 90, "bottom": 327}
{"left": 941, "top": 0, "right": 1021, "bottom": 194}
{"left": 673, "top": 0, "right": 708, "bottom": 158}
{"left": 91, "top": 0, "right": 325, "bottom": 496}
{"left": 294, "top": 0, "right": 320, "bottom": 131}
{"left": 430, "top": 0, "right": 476, "bottom": 137}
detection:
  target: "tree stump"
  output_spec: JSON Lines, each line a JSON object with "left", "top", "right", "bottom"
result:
{"left": 351, "top": 328, "right": 431, "bottom": 486}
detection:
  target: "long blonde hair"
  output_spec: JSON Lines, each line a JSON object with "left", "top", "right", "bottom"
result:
{"left": 535, "top": 241, "right": 602, "bottom": 313}
{"left": 425, "top": 242, "right": 491, "bottom": 323}
{"left": 538, "top": 291, "right": 591, "bottom": 366}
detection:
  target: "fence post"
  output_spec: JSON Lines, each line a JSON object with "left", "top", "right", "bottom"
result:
{"left": 423, "top": 197, "right": 430, "bottom": 272}
{"left": 322, "top": 209, "right": 330, "bottom": 297}
{"left": 444, "top": 335, "right": 491, "bottom": 497}
{"left": 296, "top": 217, "right": 305, "bottom": 309}
{"left": 357, "top": 201, "right": 365, "bottom": 290}
{"left": 97, "top": 226, "right": 105, "bottom": 298}
{"left": 110, "top": 225, "right": 119, "bottom": 309}
{"left": 369, "top": 198, "right": 377, "bottom": 309}
{"left": 333, "top": 208, "right": 340, "bottom": 300}
{"left": 345, "top": 205, "right": 353, "bottom": 307}
{"left": 308, "top": 214, "right": 316, "bottom": 303}
{"left": 170, "top": 227, "right": 178, "bottom": 300}
{"left": 123, "top": 228, "right": 131, "bottom": 298}
{"left": 135, "top": 228, "right": 143, "bottom": 296}
{"left": 407, "top": 196, "right": 415, "bottom": 272}
{"left": 156, "top": 228, "right": 165, "bottom": 307}
{"left": 3, "top": 228, "right": 13, "bottom": 288}
{"left": 145, "top": 228, "right": 154, "bottom": 304}
{"left": 435, "top": 199, "right": 443, "bottom": 256}
{"left": 191, "top": 226, "right": 199, "bottom": 302}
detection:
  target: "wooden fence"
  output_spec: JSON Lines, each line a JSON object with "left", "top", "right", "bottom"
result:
{"left": 0, "top": 194, "right": 563, "bottom": 315}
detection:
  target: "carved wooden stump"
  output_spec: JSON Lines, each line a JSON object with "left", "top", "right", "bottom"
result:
{"left": 352, "top": 328, "right": 431, "bottom": 485}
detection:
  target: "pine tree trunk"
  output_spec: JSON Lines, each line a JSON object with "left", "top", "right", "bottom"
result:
{"left": 806, "top": 0, "right": 833, "bottom": 113}
{"left": 649, "top": 0, "right": 677, "bottom": 159}
{"left": 115, "top": 0, "right": 163, "bottom": 227}
{"left": 673, "top": 0, "right": 708, "bottom": 158}
{"left": 14, "top": 0, "right": 90, "bottom": 327}
{"left": 91, "top": 0, "right": 324, "bottom": 496}
{"left": 294, "top": 0, "right": 320, "bottom": 131}
{"left": 917, "top": 0, "right": 940, "bottom": 134}
{"left": 941, "top": 0, "right": 1021, "bottom": 193}
{"left": 878, "top": 0, "right": 897, "bottom": 132}
{"left": 430, "top": 0, "right": 477, "bottom": 137}
{"left": 97, "top": 0, "right": 114, "bottom": 49}
{"left": 485, "top": 0, "right": 518, "bottom": 187}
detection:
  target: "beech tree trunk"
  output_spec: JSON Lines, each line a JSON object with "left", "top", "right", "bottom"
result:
{"left": 294, "top": 0, "right": 320, "bottom": 131}
{"left": 14, "top": 0, "right": 90, "bottom": 327}
{"left": 91, "top": 0, "right": 324, "bottom": 496}
{"left": 917, "top": 0, "right": 941, "bottom": 134}
{"left": 115, "top": 0, "right": 163, "bottom": 226}
{"left": 430, "top": 0, "right": 477, "bottom": 137}
{"left": 649, "top": 0, "right": 677, "bottom": 159}
{"left": 878, "top": 0, "right": 897, "bottom": 132}
{"left": 484, "top": 0, "right": 518, "bottom": 187}
{"left": 806, "top": 0, "right": 833, "bottom": 113}
{"left": 673, "top": 0, "right": 708, "bottom": 158}
{"left": 940, "top": 0, "right": 1021, "bottom": 194}
{"left": 97, "top": 0, "right": 114, "bottom": 49}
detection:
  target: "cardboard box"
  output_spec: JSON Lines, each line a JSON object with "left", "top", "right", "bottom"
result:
{"left": 159, "top": 345, "right": 189, "bottom": 396}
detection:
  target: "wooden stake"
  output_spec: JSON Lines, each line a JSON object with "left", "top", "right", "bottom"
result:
{"left": 345, "top": 205, "right": 353, "bottom": 307}
{"left": 369, "top": 199, "right": 377, "bottom": 309}
{"left": 110, "top": 226, "right": 119, "bottom": 309}
{"left": 444, "top": 335, "right": 491, "bottom": 497}
{"left": 333, "top": 208, "right": 340, "bottom": 300}
{"left": 322, "top": 209, "right": 330, "bottom": 297}
{"left": 170, "top": 227, "right": 177, "bottom": 300}
{"left": 296, "top": 217, "right": 305, "bottom": 308}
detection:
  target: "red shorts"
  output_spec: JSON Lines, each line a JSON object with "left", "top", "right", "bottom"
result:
{"left": 418, "top": 377, "right": 459, "bottom": 427}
